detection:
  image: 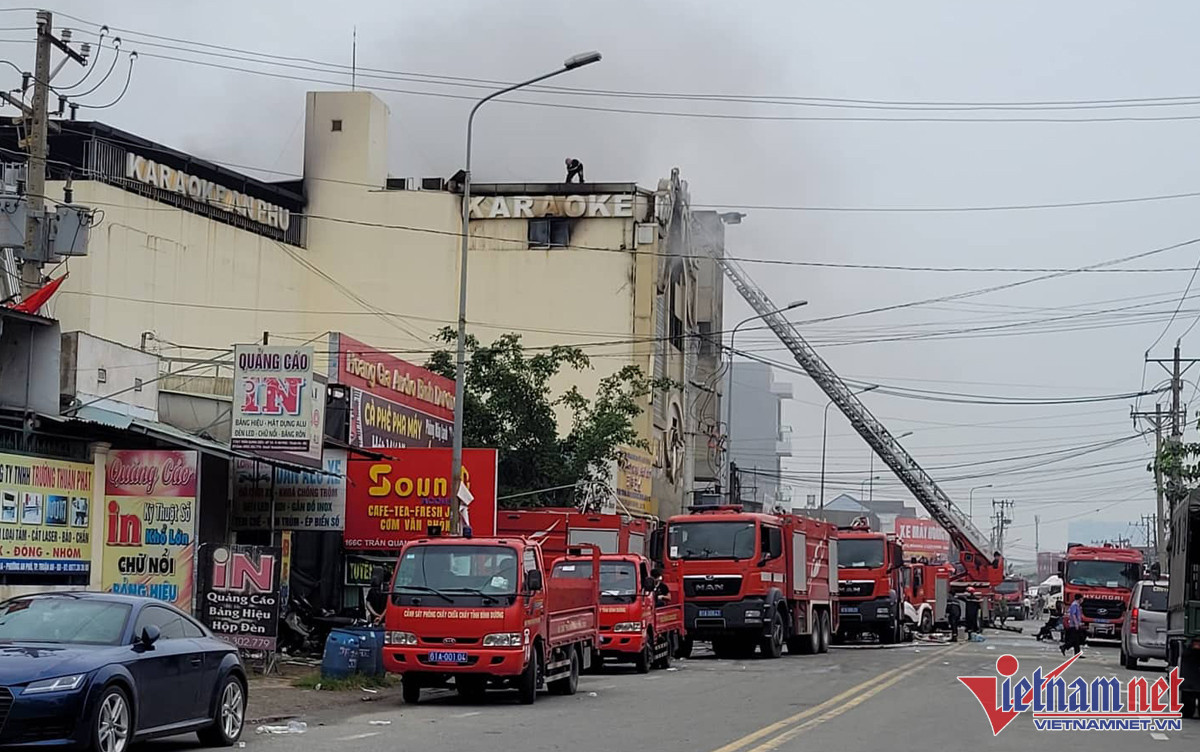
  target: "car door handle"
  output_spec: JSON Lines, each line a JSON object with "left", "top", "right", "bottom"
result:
{"left": 190, "top": 656, "right": 203, "bottom": 667}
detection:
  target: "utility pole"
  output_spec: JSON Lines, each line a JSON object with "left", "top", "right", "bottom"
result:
{"left": 17, "top": 11, "right": 86, "bottom": 298}
{"left": 1132, "top": 403, "right": 1169, "bottom": 570}
{"left": 1144, "top": 344, "right": 1200, "bottom": 572}
{"left": 991, "top": 499, "right": 1013, "bottom": 552}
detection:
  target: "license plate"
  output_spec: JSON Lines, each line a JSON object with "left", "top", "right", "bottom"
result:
{"left": 840, "top": 606, "right": 857, "bottom": 614}
{"left": 699, "top": 609, "right": 722, "bottom": 618}
{"left": 427, "top": 651, "right": 468, "bottom": 663}
{"left": 1093, "top": 619, "right": 1109, "bottom": 624}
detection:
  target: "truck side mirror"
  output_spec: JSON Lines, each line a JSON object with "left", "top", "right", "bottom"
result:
{"left": 649, "top": 528, "right": 664, "bottom": 563}
{"left": 1057, "top": 561, "right": 1065, "bottom": 576}
{"left": 525, "top": 570, "right": 543, "bottom": 593}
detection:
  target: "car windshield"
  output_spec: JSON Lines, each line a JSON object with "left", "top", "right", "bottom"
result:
{"left": 667, "top": 521, "right": 755, "bottom": 560}
{"left": 995, "top": 581, "right": 1021, "bottom": 594}
{"left": 1064, "top": 560, "right": 1140, "bottom": 589}
{"left": 393, "top": 545, "right": 519, "bottom": 598}
{"left": 600, "top": 561, "right": 638, "bottom": 603}
{"left": 838, "top": 539, "right": 885, "bottom": 569}
{"left": 1138, "top": 585, "right": 1169, "bottom": 611}
{"left": 0, "top": 597, "right": 130, "bottom": 645}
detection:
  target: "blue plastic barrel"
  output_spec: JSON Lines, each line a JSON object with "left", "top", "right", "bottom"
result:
{"left": 349, "top": 627, "right": 385, "bottom": 676}
{"left": 321, "top": 629, "right": 362, "bottom": 679}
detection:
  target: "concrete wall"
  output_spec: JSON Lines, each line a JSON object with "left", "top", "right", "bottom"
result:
{"left": 728, "top": 361, "right": 790, "bottom": 510}
{"left": 61, "top": 331, "right": 159, "bottom": 420}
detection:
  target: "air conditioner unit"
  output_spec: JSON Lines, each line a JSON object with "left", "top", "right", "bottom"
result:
{"left": 421, "top": 177, "right": 447, "bottom": 191}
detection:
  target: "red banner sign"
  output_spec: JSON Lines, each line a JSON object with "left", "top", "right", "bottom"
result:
{"left": 893, "top": 517, "right": 951, "bottom": 562}
{"left": 344, "top": 448, "right": 497, "bottom": 550}
{"left": 332, "top": 333, "right": 455, "bottom": 422}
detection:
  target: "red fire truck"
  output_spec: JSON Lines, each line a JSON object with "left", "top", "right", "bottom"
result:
{"left": 1060, "top": 543, "right": 1143, "bottom": 639}
{"left": 383, "top": 533, "right": 600, "bottom": 705}
{"left": 595, "top": 553, "right": 685, "bottom": 672}
{"left": 660, "top": 505, "right": 837, "bottom": 659}
{"left": 496, "top": 508, "right": 654, "bottom": 562}
{"left": 835, "top": 522, "right": 907, "bottom": 643}
{"left": 904, "top": 560, "right": 951, "bottom": 633}
{"left": 995, "top": 577, "right": 1029, "bottom": 621}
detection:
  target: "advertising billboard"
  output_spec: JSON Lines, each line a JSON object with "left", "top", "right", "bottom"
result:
{"left": 893, "top": 516, "right": 951, "bottom": 562}
{"left": 102, "top": 450, "right": 198, "bottom": 611}
{"left": 231, "top": 344, "right": 318, "bottom": 453}
{"left": 331, "top": 333, "right": 454, "bottom": 450}
{"left": 0, "top": 452, "right": 94, "bottom": 578}
{"left": 231, "top": 448, "right": 347, "bottom": 531}
{"left": 199, "top": 544, "right": 282, "bottom": 651}
{"left": 343, "top": 448, "right": 497, "bottom": 550}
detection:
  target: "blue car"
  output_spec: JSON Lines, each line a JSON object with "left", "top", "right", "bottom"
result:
{"left": 0, "top": 592, "right": 247, "bottom": 752}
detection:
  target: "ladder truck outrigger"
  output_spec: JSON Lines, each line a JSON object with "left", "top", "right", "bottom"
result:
{"left": 711, "top": 251, "right": 1005, "bottom": 617}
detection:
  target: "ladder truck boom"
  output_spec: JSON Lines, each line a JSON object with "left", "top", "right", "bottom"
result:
{"left": 716, "top": 257, "right": 1003, "bottom": 586}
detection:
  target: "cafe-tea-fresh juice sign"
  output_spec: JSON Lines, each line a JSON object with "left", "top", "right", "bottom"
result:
{"left": 103, "top": 450, "right": 198, "bottom": 611}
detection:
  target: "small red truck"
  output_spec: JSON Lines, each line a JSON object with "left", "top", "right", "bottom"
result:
{"left": 995, "top": 577, "right": 1029, "bottom": 621}
{"left": 903, "top": 560, "right": 951, "bottom": 633}
{"left": 596, "top": 553, "right": 684, "bottom": 672}
{"left": 835, "top": 522, "right": 908, "bottom": 643}
{"left": 1060, "top": 543, "right": 1143, "bottom": 639}
{"left": 383, "top": 533, "right": 600, "bottom": 704}
{"left": 661, "top": 505, "right": 837, "bottom": 659}
{"left": 496, "top": 508, "right": 654, "bottom": 562}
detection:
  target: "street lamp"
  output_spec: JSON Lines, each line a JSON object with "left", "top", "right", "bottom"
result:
{"left": 724, "top": 300, "right": 807, "bottom": 500}
{"left": 820, "top": 384, "right": 878, "bottom": 512}
{"left": 969, "top": 484, "right": 993, "bottom": 521}
{"left": 869, "top": 430, "right": 912, "bottom": 502}
{"left": 450, "top": 51, "right": 603, "bottom": 533}
{"left": 860, "top": 476, "right": 880, "bottom": 498}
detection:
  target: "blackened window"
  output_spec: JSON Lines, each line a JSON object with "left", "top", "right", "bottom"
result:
{"left": 529, "top": 218, "right": 570, "bottom": 248}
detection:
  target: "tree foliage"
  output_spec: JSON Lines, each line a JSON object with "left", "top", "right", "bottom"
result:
{"left": 425, "top": 327, "right": 671, "bottom": 508}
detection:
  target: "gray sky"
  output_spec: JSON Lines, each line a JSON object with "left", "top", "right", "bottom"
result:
{"left": 5, "top": 0, "right": 1198, "bottom": 559}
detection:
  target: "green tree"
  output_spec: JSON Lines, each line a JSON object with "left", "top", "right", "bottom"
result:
{"left": 426, "top": 327, "right": 670, "bottom": 508}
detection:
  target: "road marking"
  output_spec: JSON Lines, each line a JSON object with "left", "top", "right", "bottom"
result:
{"left": 450, "top": 711, "right": 482, "bottom": 718}
{"left": 336, "top": 732, "right": 382, "bottom": 741}
{"left": 1151, "top": 733, "right": 1169, "bottom": 741}
{"left": 744, "top": 650, "right": 956, "bottom": 752}
{"left": 709, "top": 646, "right": 962, "bottom": 752}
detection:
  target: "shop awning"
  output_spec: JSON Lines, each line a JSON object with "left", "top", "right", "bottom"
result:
{"left": 44, "top": 406, "right": 340, "bottom": 478}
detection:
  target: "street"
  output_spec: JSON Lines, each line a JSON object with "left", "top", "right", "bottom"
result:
{"left": 239, "top": 635, "right": 1199, "bottom": 752}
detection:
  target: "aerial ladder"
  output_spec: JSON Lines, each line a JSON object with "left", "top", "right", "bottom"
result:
{"left": 716, "top": 255, "right": 1004, "bottom": 589}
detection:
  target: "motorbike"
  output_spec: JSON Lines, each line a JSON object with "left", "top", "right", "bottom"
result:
{"left": 278, "top": 591, "right": 362, "bottom": 656}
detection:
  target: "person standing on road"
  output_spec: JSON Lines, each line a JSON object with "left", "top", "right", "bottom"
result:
{"left": 964, "top": 587, "right": 983, "bottom": 638}
{"left": 364, "top": 566, "right": 390, "bottom": 625}
{"left": 1061, "top": 593, "right": 1085, "bottom": 657}
{"left": 946, "top": 594, "right": 963, "bottom": 642}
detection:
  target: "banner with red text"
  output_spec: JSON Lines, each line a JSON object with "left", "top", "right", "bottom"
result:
{"left": 344, "top": 448, "right": 497, "bottom": 550}
{"left": 893, "top": 517, "right": 951, "bottom": 562}
{"left": 102, "top": 450, "right": 198, "bottom": 611}
{"left": 232, "top": 344, "right": 317, "bottom": 454}
{"left": 331, "top": 333, "right": 454, "bottom": 449}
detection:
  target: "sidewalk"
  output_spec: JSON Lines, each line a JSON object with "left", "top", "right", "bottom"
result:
{"left": 246, "top": 661, "right": 403, "bottom": 725}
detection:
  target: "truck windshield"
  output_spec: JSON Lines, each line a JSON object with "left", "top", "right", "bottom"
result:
{"left": 668, "top": 521, "right": 755, "bottom": 560}
{"left": 599, "top": 561, "right": 638, "bottom": 604}
{"left": 393, "top": 545, "right": 520, "bottom": 600}
{"left": 837, "top": 538, "right": 885, "bottom": 569}
{"left": 995, "top": 581, "right": 1021, "bottom": 594}
{"left": 1064, "top": 560, "right": 1140, "bottom": 590}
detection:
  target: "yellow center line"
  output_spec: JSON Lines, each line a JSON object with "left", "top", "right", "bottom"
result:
{"left": 709, "top": 644, "right": 966, "bottom": 752}
{"left": 745, "top": 646, "right": 965, "bottom": 752}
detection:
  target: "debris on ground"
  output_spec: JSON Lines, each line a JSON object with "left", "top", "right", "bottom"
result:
{"left": 255, "top": 721, "right": 308, "bottom": 735}
{"left": 368, "top": 720, "right": 392, "bottom": 726}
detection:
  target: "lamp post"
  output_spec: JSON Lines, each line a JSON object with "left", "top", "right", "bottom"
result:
{"left": 869, "top": 430, "right": 912, "bottom": 502}
{"left": 820, "top": 384, "right": 878, "bottom": 512}
{"left": 450, "top": 51, "right": 602, "bottom": 533}
{"left": 969, "top": 484, "right": 993, "bottom": 522}
{"left": 724, "top": 300, "right": 807, "bottom": 501}
{"left": 860, "top": 476, "right": 880, "bottom": 498}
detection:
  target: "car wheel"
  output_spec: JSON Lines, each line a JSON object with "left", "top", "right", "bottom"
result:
{"left": 198, "top": 675, "right": 245, "bottom": 747}
{"left": 402, "top": 676, "right": 422, "bottom": 705}
{"left": 92, "top": 685, "right": 131, "bottom": 752}
{"left": 517, "top": 646, "right": 541, "bottom": 705}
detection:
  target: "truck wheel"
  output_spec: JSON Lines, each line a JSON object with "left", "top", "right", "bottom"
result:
{"left": 518, "top": 647, "right": 541, "bottom": 705}
{"left": 712, "top": 638, "right": 737, "bottom": 660}
{"left": 401, "top": 677, "right": 421, "bottom": 705}
{"left": 676, "top": 636, "right": 693, "bottom": 659}
{"left": 654, "top": 634, "right": 673, "bottom": 670}
{"left": 548, "top": 648, "right": 580, "bottom": 695}
{"left": 635, "top": 634, "right": 654, "bottom": 674}
{"left": 818, "top": 611, "right": 832, "bottom": 654}
{"left": 919, "top": 611, "right": 933, "bottom": 634}
{"left": 760, "top": 611, "right": 784, "bottom": 659}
